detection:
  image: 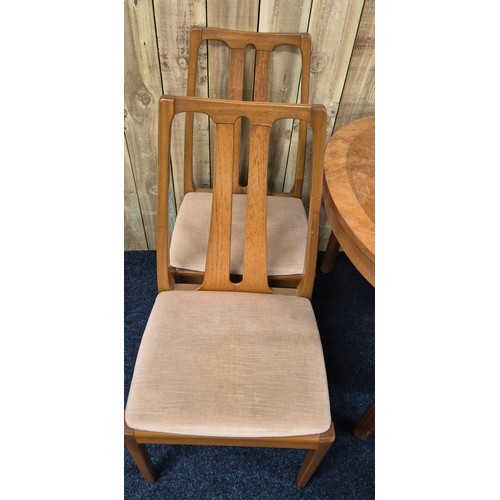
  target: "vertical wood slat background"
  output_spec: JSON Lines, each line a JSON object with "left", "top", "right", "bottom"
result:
{"left": 124, "top": 0, "right": 375, "bottom": 251}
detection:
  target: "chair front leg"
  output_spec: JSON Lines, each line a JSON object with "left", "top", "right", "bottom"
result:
{"left": 124, "top": 421, "right": 156, "bottom": 484}
{"left": 295, "top": 423, "right": 335, "bottom": 487}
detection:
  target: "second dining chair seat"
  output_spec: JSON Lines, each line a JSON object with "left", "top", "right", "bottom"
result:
{"left": 125, "top": 290, "right": 331, "bottom": 437}
{"left": 170, "top": 192, "right": 308, "bottom": 276}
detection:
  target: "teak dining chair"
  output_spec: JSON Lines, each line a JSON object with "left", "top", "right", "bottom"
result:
{"left": 170, "top": 27, "right": 313, "bottom": 287}
{"left": 124, "top": 95, "right": 335, "bottom": 487}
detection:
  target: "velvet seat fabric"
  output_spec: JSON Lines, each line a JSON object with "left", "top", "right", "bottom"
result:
{"left": 169, "top": 193, "right": 308, "bottom": 276}
{"left": 125, "top": 290, "right": 331, "bottom": 437}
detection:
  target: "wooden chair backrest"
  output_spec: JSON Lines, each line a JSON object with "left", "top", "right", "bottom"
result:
{"left": 184, "top": 27, "right": 312, "bottom": 198}
{"left": 157, "top": 96, "right": 326, "bottom": 298}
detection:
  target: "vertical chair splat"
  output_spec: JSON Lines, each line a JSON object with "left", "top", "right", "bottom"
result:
{"left": 253, "top": 50, "right": 271, "bottom": 102}
{"left": 239, "top": 124, "right": 272, "bottom": 293}
{"left": 199, "top": 123, "right": 235, "bottom": 292}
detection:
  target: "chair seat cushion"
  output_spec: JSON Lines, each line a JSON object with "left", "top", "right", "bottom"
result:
{"left": 169, "top": 192, "right": 308, "bottom": 275}
{"left": 125, "top": 290, "right": 331, "bottom": 437}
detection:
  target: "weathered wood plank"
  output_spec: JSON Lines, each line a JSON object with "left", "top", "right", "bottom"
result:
{"left": 124, "top": 138, "right": 148, "bottom": 250}
{"left": 320, "top": 0, "right": 374, "bottom": 251}
{"left": 124, "top": 0, "right": 164, "bottom": 249}
{"left": 334, "top": 0, "right": 374, "bottom": 131}
{"left": 258, "top": 0, "right": 312, "bottom": 192}
{"left": 154, "top": 0, "right": 209, "bottom": 204}
{"left": 308, "top": 0, "right": 365, "bottom": 135}
{"left": 284, "top": 0, "right": 365, "bottom": 199}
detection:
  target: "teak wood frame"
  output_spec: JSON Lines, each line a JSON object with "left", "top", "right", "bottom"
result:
{"left": 125, "top": 95, "right": 334, "bottom": 487}
{"left": 173, "top": 28, "right": 312, "bottom": 287}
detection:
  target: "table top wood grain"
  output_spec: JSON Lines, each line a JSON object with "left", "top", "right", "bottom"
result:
{"left": 323, "top": 116, "right": 375, "bottom": 286}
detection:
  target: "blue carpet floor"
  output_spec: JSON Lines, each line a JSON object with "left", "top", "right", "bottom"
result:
{"left": 124, "top": 251, "right": 374, "bottom": 499}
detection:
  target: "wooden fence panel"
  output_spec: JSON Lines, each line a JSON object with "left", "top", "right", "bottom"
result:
{"left": 124, "top": 139, "right": 148, "bottom": 250}
{"left": 334, "top": 0, "right": 375, "bottom": 131}
{"left": 309, "top": 0, "right": 365, "bottom": 135}
{"left": 124, "top": 0, "right": 374, "bottom": 251}
{"left": 124, "top": 0, "right": 164, "bottom": 249}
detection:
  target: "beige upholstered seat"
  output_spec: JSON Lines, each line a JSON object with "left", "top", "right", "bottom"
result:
{"left": 125, "top": 290, "right": 331, "bottom": 437}
{"left": 170, "top": 193, "right": 308, "bottom": 275}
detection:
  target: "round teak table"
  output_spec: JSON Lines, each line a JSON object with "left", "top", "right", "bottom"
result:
{"left": 321, "top": 116, "right": 375, "bottom": 287}
{"left": 321, "top": 115, "right": 375, "bottom": 440}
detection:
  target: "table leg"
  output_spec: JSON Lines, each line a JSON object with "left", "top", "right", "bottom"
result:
{"left": 353, "top": 401, "right": 375, "bottom": 440}
{"left": 320, "top": 231, "right": 340, "bottom": 273}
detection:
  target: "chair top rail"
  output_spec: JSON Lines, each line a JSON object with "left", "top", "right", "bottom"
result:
{"left": 168, "top": 95, "right": 318, "bottom": 126}
{"left": 193, "top": 26, "right": 310, "bottom": 51}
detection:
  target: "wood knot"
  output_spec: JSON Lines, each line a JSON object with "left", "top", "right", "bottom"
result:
{"left": 178, "top": 57, "right": 188, "bottom": 70}
{"left": 327, "top": 104, "right": 338, "bottom": 118}
{"left": 310, "top": 52, "right": 329, "bottom": 73}
{"left": 124, "top": 108, "right": 128, "bottom": 118}
{"left": 139, "top": 92, "right": 151, "bottom": 106}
